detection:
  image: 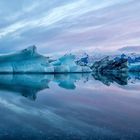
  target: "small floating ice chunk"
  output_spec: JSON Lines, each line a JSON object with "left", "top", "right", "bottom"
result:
{"left": 129, "top": 62, "right": 140, "bottom": 72}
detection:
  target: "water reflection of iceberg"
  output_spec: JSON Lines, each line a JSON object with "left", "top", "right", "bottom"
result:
{"left": 92, "top": 71, "right": 128, "bottom": 86}
{"left": 0, "top": 74, "right": 91, "bottom": 100}
{"left": 0, "top": 72, "right": 140, "bottom": 100}
{"left": 0, "top": 74, "right": 51, "bottom": 100}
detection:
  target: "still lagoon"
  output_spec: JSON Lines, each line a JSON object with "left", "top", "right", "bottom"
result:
{"left": 0, "top": 73, "right": 140, "bottom": 140}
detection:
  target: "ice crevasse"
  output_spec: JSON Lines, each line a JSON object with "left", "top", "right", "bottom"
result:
{"left": 0, "top": 46, "right": 92, "bottom": 73}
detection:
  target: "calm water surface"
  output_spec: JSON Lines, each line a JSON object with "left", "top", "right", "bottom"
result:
{"left": 0, "top": 73, "right": 140, "bottom": 140}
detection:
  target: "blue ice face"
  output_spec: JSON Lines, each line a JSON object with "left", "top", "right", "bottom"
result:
{"left": 59, "top": 54, "right": 76, "bottom": 66}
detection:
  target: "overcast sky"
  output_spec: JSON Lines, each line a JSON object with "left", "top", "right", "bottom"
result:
{"left": 0, "top": 0, "right": 139, "bottom": 54}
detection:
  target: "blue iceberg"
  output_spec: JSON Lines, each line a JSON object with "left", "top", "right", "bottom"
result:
{"left": 129, "top": 62, "right": 140, "bottom": 72}
{"left": 1, "top": 45, "right": 140, "bottom": 73}
{"left": 0, "top": 46, "right": 92, "bottom": 73}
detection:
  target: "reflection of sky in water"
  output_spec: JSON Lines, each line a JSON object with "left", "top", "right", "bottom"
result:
{"left": 0, "top": 73, "right": 140, "bottom": 139}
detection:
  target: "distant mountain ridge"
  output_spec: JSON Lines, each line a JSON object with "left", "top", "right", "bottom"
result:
{"left": 119, "top": 46, "right": 140, "bottom": 52}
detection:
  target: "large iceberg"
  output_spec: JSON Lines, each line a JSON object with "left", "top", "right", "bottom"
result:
{"left": 0, "top": 46, "right": 92, "bottom": 73}
{"left": 90, "top": 56, "right": 128, "bottom": 73}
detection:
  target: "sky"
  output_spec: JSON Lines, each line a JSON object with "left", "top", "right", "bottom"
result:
{"left": 0, "top": 0, "right": 140, "bottom": 55}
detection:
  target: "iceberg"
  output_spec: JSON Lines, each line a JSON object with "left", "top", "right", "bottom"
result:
{"left": 0, "top": 46, "right": 53, "bottom": 73}
{"left": 54, "top": 65, "right": 70, "bottom": 73}
{"left": 90, "top": 56, "right": 128, "bottom": 73}
{"left": 129, "top": 62, "right": 140, "bottom": 72}
{"left": 0, "top": 46, "right": 92, "bottom": 73}
{"left": 50, "top": 53, "right": 92, "bottom": 73}
{"left": 1, "top": 45, "right": 140, "bottom": 73}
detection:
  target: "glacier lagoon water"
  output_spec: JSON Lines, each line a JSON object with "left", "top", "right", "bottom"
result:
{"left": 0, "top": 73, "right": 140, "bottom": 139}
